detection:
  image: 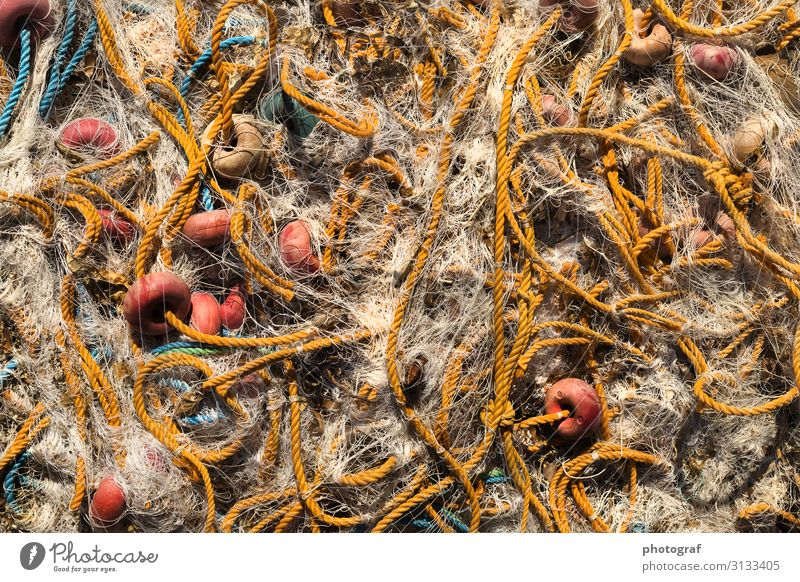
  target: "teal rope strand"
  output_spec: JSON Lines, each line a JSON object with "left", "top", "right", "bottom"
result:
{"left": 39, "top": 0, "right": 78, "bottom": 118}
{"left": 0, "top": 29, "right": 33, "bottom": 139}
{"left": 39, "top": 20, "right": 99, "bottom": 119}
{"left": 58, "top": 21, "right": 98, "bottom": 95}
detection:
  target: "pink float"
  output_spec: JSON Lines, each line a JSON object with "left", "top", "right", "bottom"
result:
{"left": 540, "top": 0, "right": 599, "bottom": 33}
{"left": 541, "top": 94, "right": 573, "bottom": 126}
{"left": 690, "top": 44, "right": 740, "bottom": 81}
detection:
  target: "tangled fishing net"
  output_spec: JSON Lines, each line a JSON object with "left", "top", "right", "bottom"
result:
{"left": 3, "top": 0, "right": 800, "bottom": 533}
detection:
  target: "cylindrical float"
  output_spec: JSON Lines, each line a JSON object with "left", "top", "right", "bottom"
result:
{"left": 279, "top": 220, "right": 321, "bottom": 274}
{"left": 190, "top": 292, "right": 222, "bottom": 336}
{"left": 181, "top": 209, "right": 231, "bottom": 248}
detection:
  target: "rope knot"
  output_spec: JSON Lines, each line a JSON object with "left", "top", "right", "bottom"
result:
{"left": 703, "top": 164, "right": 754, "bottom": 210}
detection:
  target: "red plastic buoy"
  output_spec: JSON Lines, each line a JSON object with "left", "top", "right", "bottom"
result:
{"left": 143, "top": 444, "right": 168, "bottom": 473}
{"left": 279, "top": 220, "right": 321, "bottom": 274}
{"left": 230, "top": 374, "right": 265, "bottom": 399}
{"left": 219, "top": 285, "right": 246, "bottom": 330}
{"left": 59, "top": 118, "right": 121, "bottom": 159}
{"left": 540, "top": 0, "right": 599, "bottom": 33}
{"left": 544, "top": 378, "right": 601, "bottom": 441}
{"left": 0, "top": 0, "right": 54, "bottom": 48}
{"left": 541, "top": 94, "right": 573, "bottom": 126}
{"left": 89, "top": 476, "right": 126, "bottom": 525}
{"left": 98, "top": 209, "right": 135, "bottom": 245}
{"left": 123, "top": 272, "right": 192, "bottom": 336}
{"left": 637, "top": 216, "right": 672, "bottom": 260}
{"left": 690, "top": 44, "right": 739, "bottom": 81}
{"left": 691, "top": 229, "right": 718, "bottom": 250}
{"left": 329, "top": 2, "right": 366, "bottom": 26}
{"left": 190, "top": 292, "right": 221, "bottom": 336}
{"left": 181, "top": 209, "right": 231, "bottom": 248}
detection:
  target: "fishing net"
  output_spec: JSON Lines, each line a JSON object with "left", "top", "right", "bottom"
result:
{"left": 2, "top": 0, "right": 800, "bottom": 533}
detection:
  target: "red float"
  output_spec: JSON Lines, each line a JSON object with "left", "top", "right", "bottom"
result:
{"left": 230, "top": 374, "right": 265, "bottom": 400}
{"left": 89, "top": 476, "right": 126, "bottom": 525}
{"left": 190, "top": 292, "right": 222, "bottom": 336}
{"left": 279, "top": 220, "right": 321, "bottom": 274}
{"left": 0, "top": 0, "right": 54, "bottom": 48}
{"left": 123, "top": 272, "right": 192, "bottom": 336}
{"left": 98, "top": 209, "right": 135, "bottom": 245}
{"left": 59, "top": 118, "right": 121, "bottom": 159}
{"left": 544, "top": 378, "right": 601, "bottom": 441}
{"left": 219, "top": 285, "right": 246, "bottom": 330}
{"left": 181, "top": 209, "right": 231, "bottom": 248}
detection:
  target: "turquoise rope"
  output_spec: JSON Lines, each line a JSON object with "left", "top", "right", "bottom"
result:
{"left": 54, "top": 21, "right": 99, "bottom": 103}
{"left": 3, "top": 451, "right": 31, "bottom": 513}
{"left": 39, "top": 0, "right": 78, "bottom": 118}
{"left": 439, "top": 507, "right": 469, "bottom": 533}
{"left": 151, "top": 339, "right": 273, "bottom": 356}
{"left": 160, "top": 377, "right": 222, "bottom": 426}
{"left": 0, "top": 359, "right": 19, "bottom": 382}
{"left": 200, "top": 184, "right": 214, "bottom": 211}
{"left": 176, "top": 36, "right": 255, "bottom": 126}
{"left": 0, "top": 29, "right": 33, "bottom": 139}
{"left": 39, "top": 19, "right": 98, "bottom": 118}
{"left": 125, "top": 2, "right": 156, "bottom": 14}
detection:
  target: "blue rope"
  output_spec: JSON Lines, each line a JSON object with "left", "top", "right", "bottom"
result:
{"left": 38, "top": 0, "right": 78, "bottom": 118}
{"left": 179, "top": 408, "right": 223, "bottom": 426}
{"left": 0, "top": 359, "right": 19, "bottom": 382}
{"left": 125, "top": 2, "right": 156, "bottom": 14}
{"left": 176, "top": 36, "right": 255, "bottom": 125}
{"left": 200, "top": 184, "right": 214, "bottom": 211}
{"left": 59, "top": 21, "right": 98, "bottom": 91}
{"left": 439, "top": 507, "right": 469, "bottom": 533}
{"left": 161, "top": 377, "right": 192, "bottom": 393}
{"left": 3, "top": 451, "right": 31, "bottom": 513}
{"left": 0, "top": 29, "right": 33, "bottom": 139}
